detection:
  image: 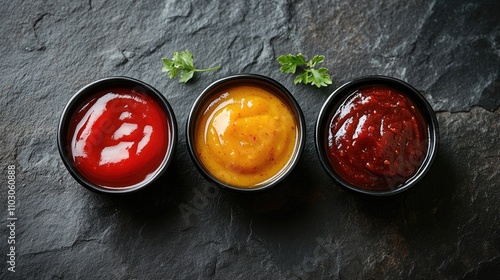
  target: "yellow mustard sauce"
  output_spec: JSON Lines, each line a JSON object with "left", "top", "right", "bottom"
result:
{"left": 195, "top": 85, "right": 298, "bottom": 188}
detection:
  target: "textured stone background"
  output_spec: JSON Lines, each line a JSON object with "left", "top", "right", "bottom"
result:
{"left": 1, "top": 0, "right": 499, "bottom": 279}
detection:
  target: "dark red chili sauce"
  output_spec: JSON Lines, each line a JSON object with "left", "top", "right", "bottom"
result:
{"left": 327, "top": 85, "right": 428, "bottom": 190}
{"left": 67, "top": 88, "right": 169, "bottom": 188}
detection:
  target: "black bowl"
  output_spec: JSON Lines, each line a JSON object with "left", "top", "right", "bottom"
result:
{"left": 315, "top": 75, "right": 439, "bottom": 196}
{"left": 57, "top": 76, "right": 177, "bottom": 195}
{"left": 186, "top": 74, "right": 306, "bottom": 192}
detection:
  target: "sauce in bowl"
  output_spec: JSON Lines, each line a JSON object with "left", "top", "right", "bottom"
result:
{"left": 193, "top": 83, "right": 299, "bottom": 189}
{"left": 327, "top": 85, "right": 428, "bottom": 190}
{"left": 67, "top": 87, "right": 170, "bottom": 188}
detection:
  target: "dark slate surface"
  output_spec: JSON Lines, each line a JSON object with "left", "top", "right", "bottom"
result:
{"left": 1, "top": 0, "right": 499, "bottom": 279}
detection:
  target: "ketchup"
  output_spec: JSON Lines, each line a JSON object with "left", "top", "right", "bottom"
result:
{"left": 327, "top": 85, "right": 428, "bottom": 190}
{"left": 68, "top": 88, "right": 169, "bottom": 188}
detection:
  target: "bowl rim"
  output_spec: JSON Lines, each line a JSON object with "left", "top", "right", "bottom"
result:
{"left": 186, "top": 73, "right": 306, "bottom": 192}
{"left": 315, "top": 75, "right": 439, "bottom": 197}
{"left": 57, "top": 76, "right": 178, "bottom": 195}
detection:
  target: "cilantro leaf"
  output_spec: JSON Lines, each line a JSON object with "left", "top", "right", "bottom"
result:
{"left": 277, "top": 53, "right": 333, "bottom": 88}
{"left": 294, "top": 72, "right": 309, "bottom": 85}
{"left": 161, "top": 58, "right": 178, "bottom": 79}
{"left": 161, "top": 50, "right": 220, "bottom": 83}
{"left": 179, "top": 70, "right": 195, "bottom": 83}
{"left": 277, "top": 54, "right": 306, "bottom": 74}
{"left": 308, "top": 67, "right": 332, "bottom": 88}
{"left": 309, "top": 55, "right": 325, "bottom": 67}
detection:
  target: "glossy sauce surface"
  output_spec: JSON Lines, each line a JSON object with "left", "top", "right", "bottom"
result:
{"left": 195, "top": 85, "right": 298, "bottom": 188}
{"left": 68, "top": 88, "right": 169, "bottom": 188}
{"left": 327, "top": 85, "right": 428, "bottom": 190}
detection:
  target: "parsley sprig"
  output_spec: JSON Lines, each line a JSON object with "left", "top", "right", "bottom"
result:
{"left": 162, "top": 50, "right": 220, "bottom": 83}
{"left": 277, "top": 53, "right": 333, "bottom": 88}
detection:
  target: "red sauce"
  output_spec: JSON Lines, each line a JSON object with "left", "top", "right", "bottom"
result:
{"left": 68, "top": 88, "right": 169, "bottom": 188}
{"left": 327, "top": 85, "right": 428, "bottom": 190}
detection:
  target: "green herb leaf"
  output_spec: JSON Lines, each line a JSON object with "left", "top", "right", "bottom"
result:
{"left": 178, "top": 50, "right": 194, "bottom": 69}
{"left": 308, "top": 67, "right": 332, "bottom": 88}
{"left": 179, "top": 70, "right": 195, "bottom": 83}
{"left": 277, "top": 54, "right": 306, "bottom": 74}
{"left": 309, "top": 55, "right": 325, "bottom": 67}
{"left": 294, "top": 72, "right": 309, "bottom": 85}
{"left": 161, "top": 58, "right": 178, "bottom": 79}
{"left": 161, "top": 50, "right": 220, "bottom": 83}
{"left": 277, "top": 53, "right": 333, "bottom": 88}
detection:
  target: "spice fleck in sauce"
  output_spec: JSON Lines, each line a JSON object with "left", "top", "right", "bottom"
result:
{"left": 327, "top": 85, "right": 428, "bottom": 190}
{"left": 195, "top": 85, "right": 298, "bottom": 188}
{"left": 68, "top": 88, "right": 169, "bottom": 188}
